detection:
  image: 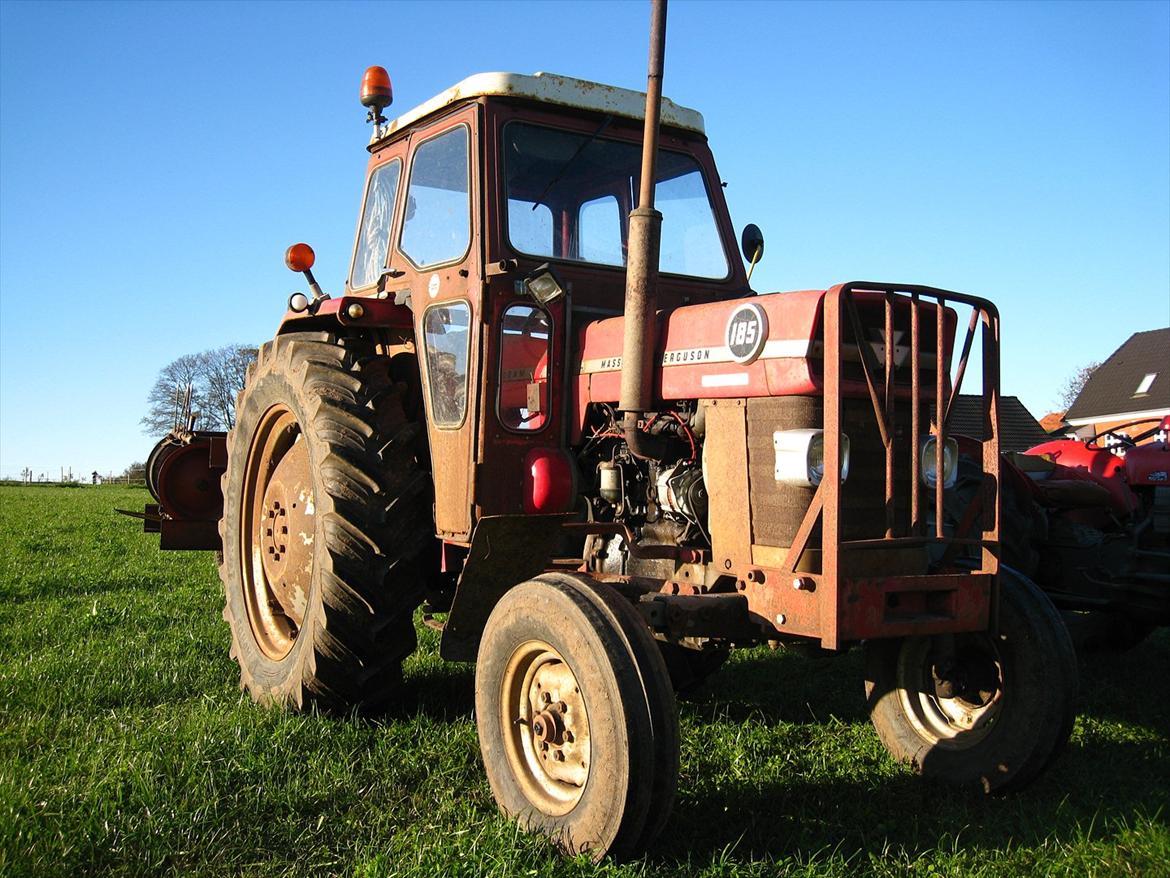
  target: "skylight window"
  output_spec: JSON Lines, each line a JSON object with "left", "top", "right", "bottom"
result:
{"left": 1135, "top": 372, "right": 1157, "bottom": 395}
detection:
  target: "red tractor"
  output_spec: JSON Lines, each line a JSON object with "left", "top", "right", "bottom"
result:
{"left": 999, "top": 418, "right": 1170, "bottom": 650}
{"left": 138, "top": 3, "right": 1077, "bottom": 859}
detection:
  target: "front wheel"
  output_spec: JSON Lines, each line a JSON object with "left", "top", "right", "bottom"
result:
{"left": 475, "top": 576, "right": 678, "bottom": 861}
{"left": 864, "top": 568, "right": 1077, "bottom": 793}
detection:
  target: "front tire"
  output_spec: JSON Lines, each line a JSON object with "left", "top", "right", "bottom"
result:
{"left": 475, "top": 576, "right": 676, "bottom": 861}
{"left": 864, "top": 568, "right": 1077, "bottom": 793}
{"left": 219, "top": 331, "right": 430, "bottom": 713}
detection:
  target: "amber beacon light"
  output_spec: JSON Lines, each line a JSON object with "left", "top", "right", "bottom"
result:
{"left": 361, "top": 66, "right": 393, "bottom": 125}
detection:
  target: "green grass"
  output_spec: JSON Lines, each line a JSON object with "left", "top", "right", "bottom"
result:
{"left": 1, "top": 485, "right": 1166, "bottom": 877}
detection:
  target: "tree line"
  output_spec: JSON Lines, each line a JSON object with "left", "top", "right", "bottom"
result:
{"left": 142, "top": 345, "right": 257, "bottom": 435}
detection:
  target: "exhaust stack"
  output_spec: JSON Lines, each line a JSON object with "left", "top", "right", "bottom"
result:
{"left": 620, "top": 0, "right": 667, "bottom": 458}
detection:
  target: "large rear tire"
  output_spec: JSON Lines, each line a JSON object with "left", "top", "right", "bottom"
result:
{"left": 219, "top": 331, "right": 431, "bottom": 713}
{"left": 864, "top": 568, "right": 1077, "bottom": 793}
{"left": 474, "top": 576, "right": 677, "bottom": 861}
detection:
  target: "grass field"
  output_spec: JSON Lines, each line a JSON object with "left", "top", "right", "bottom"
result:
{"left": 1, "top": 485, "right": 1166, "bottom": 877}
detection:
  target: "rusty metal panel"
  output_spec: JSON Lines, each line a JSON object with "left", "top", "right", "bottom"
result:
{"left": 702, "top": 399, "right": 752, "bottom": 572}
{"left": 159, "top": 519, "right": 221, "bottom": 551}
{"left": 440, "top": 514, "right": 573, "bottom": 661}
{"left": 837, "top": 573, "right": 992, "bottom": 640}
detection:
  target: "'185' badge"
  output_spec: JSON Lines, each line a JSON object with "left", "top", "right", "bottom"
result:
{"left": 725, "top": 302, "right": 769, "bottom": 365}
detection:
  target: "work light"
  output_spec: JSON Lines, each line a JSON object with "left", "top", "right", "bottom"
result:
{"left": 773, "top": 429, "right": 851, "bottom": 487}
{"left": 920, "top": 436, "right": 959, "bottom": 489}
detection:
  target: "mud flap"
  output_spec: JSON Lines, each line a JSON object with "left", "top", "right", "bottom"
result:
{"left": 439, "top": 514, "right": 574, "bottom": 662}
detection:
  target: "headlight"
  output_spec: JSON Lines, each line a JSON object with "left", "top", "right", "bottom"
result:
{"left": 921, "top": 436, "right": 958, "bottom": 489}
{"left": 773, "top": 429, "right": 851, "bottom": 487}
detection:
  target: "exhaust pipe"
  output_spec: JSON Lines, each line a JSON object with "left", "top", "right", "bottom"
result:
{"left": 620, "top": 0, "right": 667, "bottom": 459}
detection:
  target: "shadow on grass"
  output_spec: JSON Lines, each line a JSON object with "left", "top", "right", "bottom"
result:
{"left": 650, "top": 632, "right": 1170, "bottom": 864}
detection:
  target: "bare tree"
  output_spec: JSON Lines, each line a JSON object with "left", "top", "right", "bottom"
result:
{"left": 200, "top": 345, "right": 257, "bottom": 430}
{"left": 141, "top": 345, "right": 257, "bottom": 435}
{"left": 1057, "top": 361, "right": 1100, "bottom": 411}
{"left": 141, "top": 353, "right": 205, "bottom": 435}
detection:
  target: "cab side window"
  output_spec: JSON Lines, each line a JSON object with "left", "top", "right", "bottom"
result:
{"left": 497, "top": 303, "right": 551, "bottom": 432}
{"left": 400, "top": 126, "right": 471, "bottom": 268}
{"left": 423, "top": 302, "right": 471, "bottom": 428}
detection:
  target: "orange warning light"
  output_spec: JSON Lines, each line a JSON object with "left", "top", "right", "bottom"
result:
{"left": 284, "top": 242, "right": 315, "bottom": 273}
{"left": 360, "top": 66, "right": 393, "bottom": 111}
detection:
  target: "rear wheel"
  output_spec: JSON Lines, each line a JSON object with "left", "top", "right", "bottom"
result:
{"left": 219, "top": 331, "right": 430, "bottom": 712}
{"left": 475, "top": 576, "right": 676, "bottom": 861}
{"left": 864, "top": 568, "right": 1077, "bottom": 793}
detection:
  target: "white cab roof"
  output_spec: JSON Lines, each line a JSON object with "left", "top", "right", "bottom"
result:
{"left": 372, "top": 71, "right": 705, "bottom": 144}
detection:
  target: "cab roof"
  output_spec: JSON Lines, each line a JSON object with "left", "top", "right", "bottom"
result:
{"left": 372, "top": 71, "right": 705, "bottom": 145}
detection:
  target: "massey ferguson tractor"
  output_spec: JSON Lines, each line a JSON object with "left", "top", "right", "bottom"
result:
{"left": 136, "top": 1, "right": 1077, "bottom": 859}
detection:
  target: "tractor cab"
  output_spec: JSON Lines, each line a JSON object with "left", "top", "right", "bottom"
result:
{"left": 334, "top": 72, "right": 749, "bottom": 540}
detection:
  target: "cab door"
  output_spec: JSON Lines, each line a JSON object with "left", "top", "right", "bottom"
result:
{"left": 389, "top": 107, "right": 481, "bottom": 541}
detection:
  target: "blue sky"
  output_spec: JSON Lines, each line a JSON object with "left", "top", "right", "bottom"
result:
{"left": 1, "top": 0, "right": 1167, "bottom": 478}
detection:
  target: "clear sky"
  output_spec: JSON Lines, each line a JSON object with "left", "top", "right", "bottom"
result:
{"left": 1, "top": 0, "right": 1167, "bottom": 479}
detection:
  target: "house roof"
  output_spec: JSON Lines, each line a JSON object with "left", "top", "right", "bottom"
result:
{"left": 1039, "top": 411, "right": 1068, "bottom": 434}
{"left": 372, "top": 72, "right": 705, "bottom": 146}
{"left": 1065, "top": 328, "right": 1170, "bottom": 423}
{"left": 948, "top": 395, "right": 1051, "bottom": 452}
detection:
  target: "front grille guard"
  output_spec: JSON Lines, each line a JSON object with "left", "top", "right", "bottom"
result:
{"left": 781, "top": 282, "right": 1001, "bottom": 647}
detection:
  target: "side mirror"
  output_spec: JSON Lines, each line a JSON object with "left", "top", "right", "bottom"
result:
{"left": 740, "top": 224, "right": 765, "bottom": 284}
{"left": 741, "top": 224, "right": 764, "bottom": 264}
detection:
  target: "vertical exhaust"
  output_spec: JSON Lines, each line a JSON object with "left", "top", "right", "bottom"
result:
{"left": 620, "top": 0, "right": 667, "bottom": 458}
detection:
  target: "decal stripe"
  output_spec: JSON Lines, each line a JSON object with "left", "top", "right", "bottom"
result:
{"left": 577, "top": 338, "right": 810, "bottom": 375}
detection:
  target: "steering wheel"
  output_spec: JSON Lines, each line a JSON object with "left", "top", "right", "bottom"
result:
{"left": 1085, "top": 418, "right": 1160, "bottom": 449}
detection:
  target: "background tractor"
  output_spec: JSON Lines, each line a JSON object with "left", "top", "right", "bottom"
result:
{"left": 137, "top": 1, "right": 1077, "bottom": 860}
{"left": 1002, "top": 418, "right": 1170, "bottom": 650}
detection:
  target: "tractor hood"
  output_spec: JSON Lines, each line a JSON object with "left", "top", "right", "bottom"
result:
{"left": 571, "top": 286, "right": 957, "bottom": 442}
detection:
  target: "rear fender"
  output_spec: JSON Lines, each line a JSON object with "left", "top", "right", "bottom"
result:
{"left": 277, "top": 296, "right": 414, "bottom": 336}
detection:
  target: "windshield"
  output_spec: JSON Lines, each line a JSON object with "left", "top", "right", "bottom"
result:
{"left": 504, "top": 122, "right": 729, "bottom": 280}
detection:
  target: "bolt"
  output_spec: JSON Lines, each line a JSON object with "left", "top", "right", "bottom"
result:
{"left": 533, "top": 721, "right": 544, "bottom": 736}
{"left": 792, "top": 577, "right": 815, "bottom": 592}
{"left": 746, "top": 569, "right": 764, "bottom": 583}
{"left": 775, "top": 613, "right": 786, "bottom": 625}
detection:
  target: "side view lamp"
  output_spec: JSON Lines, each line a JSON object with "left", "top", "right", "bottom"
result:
{"left": 361, "top": 66, "right": 393, "bottom": 127}
{"left": 741, "top": 223, "right": 765, "bottom": 284}
{"left": 773, "top": 429, "right": 851, "bottom": 487}
{"left": 521, "top": 263, "right": 565, "bottom": 305}
{"left": 921, "top": 436, "right": 959, "bottom": 489}
{"left": 285, "top": 242, "right": 327, "bottom": 312}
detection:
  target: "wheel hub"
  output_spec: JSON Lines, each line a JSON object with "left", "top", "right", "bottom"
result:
{"left": 501, "top": 641, "right": 591, "bottom": 816}
{"left": 240, "top": 405, "right": 316, "bottom": 660}
{"left": 899, "top": 635, "right": 1005, "bottom": 746}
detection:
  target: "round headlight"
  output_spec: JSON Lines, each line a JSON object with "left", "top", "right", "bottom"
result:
{"left": 921, "top": 436, "right": 958, "bottom": 489}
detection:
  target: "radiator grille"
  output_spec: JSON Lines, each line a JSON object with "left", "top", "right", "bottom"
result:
{"left": 746, "top": 396, "right": 913, "bottom": 547}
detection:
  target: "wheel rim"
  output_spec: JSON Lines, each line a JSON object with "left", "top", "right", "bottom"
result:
{"left": 896, "top": 635, "right": 1004, "bottom": 748}
{"left": 240, "top": 404, "right": 316, "bottom": 660}
{"left": 500, "top": 639, "right": 591, "bottom": 816}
